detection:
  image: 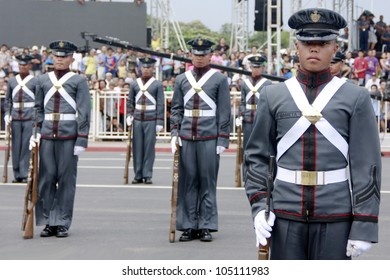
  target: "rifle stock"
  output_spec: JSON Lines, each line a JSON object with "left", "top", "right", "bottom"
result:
{"left": 22, "top": 109, "right": 39, "bottom": 239}
{"left": 169, "top": 138, "right": 180, "bottom": 243}
{"left": 235, "top": 125, "right": 243, "bottom": 188}
{"left": 22, "top": 139, "right": 39, "bottom": 239}
{"left": 124, "top": 124, "right": 132, "bottom": 184}
{"left": 2, "top": 123, "right": 11, "bottom": 183}
{"left": 258, "top": 155, "right": 275, "bottom": 260}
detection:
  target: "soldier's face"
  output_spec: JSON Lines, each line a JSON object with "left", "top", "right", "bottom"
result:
{"left": 141, "top": 66, "right": 153, "bottom": 78}
{"left": 191, "top": 53, "right": 211, "bottom": 68}
{"left": 18, "top": 63, "right": 31, "bottom": 75}
{"left": 53, "top": 55, "right": 73, "bottom": 70}
{"left": 296, "top": 40, "right": 338, "bottom": 73}
{"left": 251, "top": 66, "right": 264, "bottom": 76}
{"left": 330, "top": 61, "right": 342, "bottom": 75}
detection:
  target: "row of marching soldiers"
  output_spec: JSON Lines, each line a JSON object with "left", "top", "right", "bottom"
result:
{"left": 5, "top": 7, "right": 382, "bottom": 260}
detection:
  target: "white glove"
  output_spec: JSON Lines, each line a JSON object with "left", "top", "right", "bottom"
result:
{"left": 254, "top": 210, "right": 276, "bottom": 247}
{"left": 29, "top": 133, "right": 41, "bottom": 150}
{"left": 216, "top": 146, "right": 226, "bottom": 154}
{"left": 4, "top": 114, "right": 12, "bottom": 125}
{"left": 346, "top": 240, "right": 372, "bottom": 258}
{"left": 73, "top": 146, "right": 86, "bottom": 156}
{"left": 126, "top": 115, "right": 133, "bottom": 126}
{"left": 156, "top": 125, "right": 163, "bottom": 133}
{"left": 235, "top": 116, "right": 242, "bottom": 127}
{"left": 171, "top": 136, "right": 182, "bottom": 154}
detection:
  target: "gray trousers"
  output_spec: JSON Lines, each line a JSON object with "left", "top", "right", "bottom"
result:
{"left": 11, "top": 120, "right": 32, "bottom": 180}
{"left": 242, "top": 122, "right": 253, "bottom": 152}
{"left": 132, "top": 120, "right": 156, "bottom": 179}
{"left": 242, "top": 122, "right": 253, "bottom": 179}
{"left": 35, "top": 139, "right": 78, "bottom": 229}
{"left": 176, "top": 139, "right": 219, "bottom": 232}
{"left": 270, "top": 218, "right": 352, "bottom": 260}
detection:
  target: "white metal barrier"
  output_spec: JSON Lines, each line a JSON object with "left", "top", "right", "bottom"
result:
{"left": 2, "top": 89, "right": 387, "bottom": 142}
{"left": 0, "top": 90, "right": 242, "bottom": 141}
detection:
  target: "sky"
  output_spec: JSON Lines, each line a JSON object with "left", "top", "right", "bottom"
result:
{"left": 145, "top": 0, "right": 390, "bottom": 33}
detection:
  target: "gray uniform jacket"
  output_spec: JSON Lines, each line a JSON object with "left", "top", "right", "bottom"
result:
{"left": 239, "top": 77, "right": 272, "bottom": 123}
{"left": 5, "top": 74, "right": 38, "bottom": 120}
{"left": 127, "top": 77, "right": 164, "bottom": 126}
{"left": 170, "top": 68, "right": 231, "bottom": 147}
{"left": 35, "top": 70, "right": 90, "bottom": 148}
{"left": 244, "top": 70, "right": 381, "bottom": 243}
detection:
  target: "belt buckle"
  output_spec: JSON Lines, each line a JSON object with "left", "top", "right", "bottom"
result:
{"left": 19, "top": 103, "right": 24, "bottom": 110}
{"left": 52, "top": 113, "right": 61, "bottom": 121}
{"left": 141, "top": 105, "right": 146, "bottom": 110}
{"left": 250, "top": 104, "right": 257, "bottom": 110}
{"left": 300, "top": 171, "right": 317, "bottom": 186}
{"left": 192, "top": 109, "right": 200, "bottom": 117}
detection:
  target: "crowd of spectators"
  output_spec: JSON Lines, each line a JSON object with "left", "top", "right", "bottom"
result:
{"left": 357, "top": 12, "right": 390, "bottom": 53}
{"left": 2, "top": 32, "right": 390, "bottom": 133}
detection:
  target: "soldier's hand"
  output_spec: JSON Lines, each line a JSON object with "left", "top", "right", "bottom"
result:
{"left": 235, "top": 117, "right": 243, "bottom": 127}
{"left": 29, "top": 133, "right": 41, "bottom": 150}
{"left": 73, "top": 146, "right": 86, "bottom": 156}
{"left": 216, "top": 146, "right": 226, "bottom": 154}
{"left": 126, "top": 115, "right": 133, "bottom": 126}
{"left": 254, "top": 210, "right": 276, "bottom": 247}
{"left": 156, "top": 125, "right": 163, "bottom": 133}
{"left": 171, "top": 136, "right": 182, "bottom": 154}
{"left": 4, "top": 114, "right": 12, "bottom": 125}
{"left": 346, "top": 240, "right": 372, "bottom": 257}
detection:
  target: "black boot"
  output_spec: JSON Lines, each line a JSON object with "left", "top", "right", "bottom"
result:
{"left": 56, "top": 226, "right": 69, "bottom": 238}
{"left": 200, "top": 229, "right": 212, "bottom": 242}
{"left": 40, "top": 225, "right": 57, "bottom": 237}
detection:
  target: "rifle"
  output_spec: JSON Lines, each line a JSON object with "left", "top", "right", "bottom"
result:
{"left": 235, "top": 125, "right": 243, "bottom": 188}
{"left": 169, "top": 133, "right": 180, "bottom": 243}
{"left": 2, "top": 108, "right": 11, "bottom": 183}
{"left": 258, "top": 155, "right": 275, "bottom": 260}
{"left": 92, "top": 35, "right": 287, "bottom": 83}
{"left": 21, "top": 109, "right": 39, "bottom": 239}
{"left": 123, "top": 124, "right": 132, "bottom": 184}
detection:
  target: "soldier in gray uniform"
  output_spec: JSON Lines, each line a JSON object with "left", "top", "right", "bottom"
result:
{"left": 170, "top": 38, "right": 231, "bottom": 242}
{"left": 4, "top": 54, "right": 37, "bottom": 183}
{"left": 244, "top": 9, "right": 381, "bottom": 259}
{"left": 330, "top": 51, "right": 351, "bottom": 81}
{"left": 236, "top": 55, "right": 272, "bottom": 154}
{"left": 29, "top": 40, "right": 90, "bottom": 238}
{"left": 126, "top": 57, "right": 164, "bottom": 184}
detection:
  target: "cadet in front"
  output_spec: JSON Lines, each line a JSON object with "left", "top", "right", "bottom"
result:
{"left": 244, "top": 9, "right": 381, "bottom": 259}
{"left": 170, "top": 38, "right": 231, "bottom": 242}
{"left": 4, "top": 54, "right": 37, "bottom": 183}
{"left": 29, "top": 40, "right": 91, "bottom": 238}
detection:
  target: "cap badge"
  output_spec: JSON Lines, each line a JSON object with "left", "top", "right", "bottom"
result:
{"left": 145, "top": 58, "right": 149, "bottom": 62}
{"left": 255, "top": 57, "right": 259, "bottom": 61}
{"left": 22, "top": 55, "right": 25, "bottom": 59}
{"left": 310, "top": 10, "right": 321, "bottom": 23}
{"left": 197, "top": 39, "right": 203, "bottom": 46}
{"left": 59, "top": 41, "right": 65, "bottom": 48}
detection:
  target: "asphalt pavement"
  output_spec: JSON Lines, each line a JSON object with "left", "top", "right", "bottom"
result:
{"left": 0, "top": 138, "right": 389, "bottom": 260}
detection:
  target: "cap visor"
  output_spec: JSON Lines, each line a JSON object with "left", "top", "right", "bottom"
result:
{"left": 52, "top": 51, "right": 72, "bottom": 57}
{"left": 191, "top": 49, "right": 211, "bottom": 55}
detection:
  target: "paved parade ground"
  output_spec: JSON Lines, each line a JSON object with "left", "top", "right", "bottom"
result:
{"left": 0, "top": 139, "right": 389, "bottom": 261}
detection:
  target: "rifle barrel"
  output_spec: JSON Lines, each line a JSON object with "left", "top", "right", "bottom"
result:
{"left": 92, "top": 36, "right": 287, "bottom": 83}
